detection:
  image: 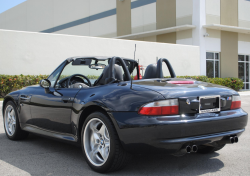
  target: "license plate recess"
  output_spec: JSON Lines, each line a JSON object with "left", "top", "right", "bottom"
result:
{"left": 199, "top": 95, "right": 220, "bottom": 114}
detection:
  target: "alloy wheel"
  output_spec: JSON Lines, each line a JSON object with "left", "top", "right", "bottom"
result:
{"left": 84, "top": 118, "right": 110, "bottom": 166}
{"left": 4, "top": 105, "right": 16, "bottom": 136}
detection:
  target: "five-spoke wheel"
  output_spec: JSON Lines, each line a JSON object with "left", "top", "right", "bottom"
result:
{"left": 81, "top": 112, "right": 131, "bottom": 173}
{"left": 3, "top": 101, "right": 29, "bottom": 140}
{"left": 84, "top": 118, "right": 110, "bottom": 166}
{"left": 4, "top": 105, "right": 16, "bottom": 136}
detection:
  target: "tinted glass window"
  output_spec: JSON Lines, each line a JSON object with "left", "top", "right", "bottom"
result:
{"left": 206, "top": 52, "right": 220, "bottom": 78}
{"left": 206, "top": 52, "right": 214, "bottom": 59}
{"left": 246, "top": 62, "right": 249, "bottom": 82}
{"left": 206, "top": 60, "right": 214, "bottom": 78}
{"left": 215, "top": 61, "right": 219, "bottom": 77}
{"left": 215, "top": 53, "right": 219, "bottom": 60}
{"left": 238, "top": 62, "right": 245, "bottom": 81}
{"left": 238, "top": 55, "right": 244, "bottom": 61}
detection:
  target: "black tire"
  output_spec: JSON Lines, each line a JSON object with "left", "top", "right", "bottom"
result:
{"left": 197, "top": 144, "right": 226, "bottom": 154}
{"left": 81, "top": 111, "right": 131, "bottom": 173}
{"left": 3, "top": 101, "right": 29, "bottom": 140}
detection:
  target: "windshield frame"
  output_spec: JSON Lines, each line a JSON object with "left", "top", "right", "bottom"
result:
{"left": 47, "top": 60, "right": 67, "bottom": 88}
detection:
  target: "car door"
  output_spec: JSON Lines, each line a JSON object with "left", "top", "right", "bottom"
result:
{"left": 18, "top": 88, "right": 34, "bottom": 125}
{"left": 30, "top": 86, "right": 80, "bottom": 133}
{"left": 28, "top": 60, "right": 77, "bottom": 134}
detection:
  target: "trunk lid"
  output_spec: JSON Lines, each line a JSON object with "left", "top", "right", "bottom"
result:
{"left": 133, "top": 78, "right": 238, "bottom": 114}
{"left": 133, "top": 78, "right": 237, "bottom": 98}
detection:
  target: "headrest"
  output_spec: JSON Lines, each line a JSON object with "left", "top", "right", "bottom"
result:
{"left": 98, "top": 64, "right": 123, "bottom": 85}
{"left": 142, "top": 64, "right": 157, "bottom": 79}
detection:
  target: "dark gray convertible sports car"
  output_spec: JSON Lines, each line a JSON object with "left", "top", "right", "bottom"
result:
{"left": 2, "top": 56, "right": 248, "bottom": 173}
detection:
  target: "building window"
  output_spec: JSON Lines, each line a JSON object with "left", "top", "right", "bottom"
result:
{"left": 238, "top": 55, "right": 250, "bottom": 90}
{"left": 206, "top": 52, "right": 220, "bottom": 78}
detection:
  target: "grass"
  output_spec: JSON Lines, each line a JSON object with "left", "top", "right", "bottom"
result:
{"left": 0, "top": 98, "right": 3, "bottom": 101}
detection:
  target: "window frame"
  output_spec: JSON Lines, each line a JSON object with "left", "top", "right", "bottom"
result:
{"left": 238, "top": 54, "right": 250, "bottom": 90}
{"left": 206, "top": 51, "right": 220, "bottom": 78}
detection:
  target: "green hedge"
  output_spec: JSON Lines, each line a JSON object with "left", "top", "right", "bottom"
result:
{"left": 0, "top": 75, "right": 48, "bottom": 98}
{"left": 0, "top": 75, "right": 244, "bottom": 98}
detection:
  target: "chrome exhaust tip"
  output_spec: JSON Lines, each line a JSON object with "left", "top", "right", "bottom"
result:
{"left": 186, "top": 145, "right": 191, "bottom": 153}
{"left": 192, "top": 145, "right": 198, "bottom": 153}
{"left": 230, "top": 137, "right": 235, "bottom": 143}
{"left": 234, "top": 136, "right": 238, "bottom": 143}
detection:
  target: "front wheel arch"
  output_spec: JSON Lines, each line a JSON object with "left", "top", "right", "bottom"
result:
{"left": 2, "top": 97, "right": 18, "bottom": 117}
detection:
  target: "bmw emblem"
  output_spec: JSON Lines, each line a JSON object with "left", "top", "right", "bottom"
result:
{"left": 186, "top": 99, "right": 190, "bottom": 105}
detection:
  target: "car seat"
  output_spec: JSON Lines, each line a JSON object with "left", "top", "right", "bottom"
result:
{"left": 143, "top": 58, "right": 176, "bottom": 79}
{"left": 142, "top": 64, "right": 158, "bottom": 79}
{"left": 94, "top": 64, "right": 123, "bottom": 86}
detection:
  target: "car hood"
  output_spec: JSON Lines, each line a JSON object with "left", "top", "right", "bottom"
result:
{"left": 132, "top": 78, "right": 238, "bottom": 99}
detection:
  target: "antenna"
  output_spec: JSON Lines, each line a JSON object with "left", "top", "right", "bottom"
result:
{"left": 131, "top": 44, "right": 136, "bottom": 89}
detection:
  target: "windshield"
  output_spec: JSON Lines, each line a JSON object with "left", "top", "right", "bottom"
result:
{"left": 57, "top": 60, "right": 109, "bottom": 85}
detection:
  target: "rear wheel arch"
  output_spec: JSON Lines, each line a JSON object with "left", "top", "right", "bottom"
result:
{"left": 77, "top": 105, "right": 117, "bottom": 143}
{"left": 79, "top": 107, "right": 132, "bottom": 172}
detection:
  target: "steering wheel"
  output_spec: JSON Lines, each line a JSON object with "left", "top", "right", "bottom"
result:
{"left": 67, "top": 74, "right": 92, "bottom": 88}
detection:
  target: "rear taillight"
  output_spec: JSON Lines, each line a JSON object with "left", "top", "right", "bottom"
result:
{"left": 138, "top": 99, "right": 179, "bottom": 116}
{"left": 230, "top": 95, "right": 241, "bottom": 109}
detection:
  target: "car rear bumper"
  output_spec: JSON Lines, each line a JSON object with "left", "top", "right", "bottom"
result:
{"left": 110, "top": 109, "right": 248, "bottom": 154}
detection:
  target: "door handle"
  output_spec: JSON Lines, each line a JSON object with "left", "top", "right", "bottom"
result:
{"left": 62, "top": 97, "right": 74, "bottom": 103}
{"left": 20, "top": 95, "right": 31, "bottom": 100}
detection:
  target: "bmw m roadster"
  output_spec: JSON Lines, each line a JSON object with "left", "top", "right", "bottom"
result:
{"left": 2, "top": 56, "right": 248, "bottom": 173}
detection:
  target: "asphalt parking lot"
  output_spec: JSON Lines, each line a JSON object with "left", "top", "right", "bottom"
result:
{"left": 0, "top": 94, "right": 250, "bottom": 176}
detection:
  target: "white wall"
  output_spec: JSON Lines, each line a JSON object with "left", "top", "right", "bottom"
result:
{"left": 176, "top": 0, "right": 193, "bottom": 26}
{"left": 0, "top": 0, "right": 117, "bottom": 37}
{"left": 238, "top": 0, "right": 250, "bottom": 28}
{"left": 206, "top": 37, "right": 221, "bottom": 52}
{"left": 192, "top": 0, "right": 206, "bottom": 75}
{"left": 53, "top": 0, "right": 90, "bottom": 36}
{"left": 206, "top": 0, "right": 220, "bottom": 24}
{"left": 131, "top": 0, "right": 156, "bottom": 34}
{"left": 238, "top": 34, "right": 250, "bottom": 55}
{"left": 89, "top": 0, "right": 117, "bottom": 37}
{"left": 0, "top": 30, "right": 200, "bottom": 76}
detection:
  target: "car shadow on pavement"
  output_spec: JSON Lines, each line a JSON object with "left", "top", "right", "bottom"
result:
{"left": 0, "top": 133, "right": 224, "bottom": 176}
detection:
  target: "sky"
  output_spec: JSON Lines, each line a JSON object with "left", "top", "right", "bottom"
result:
{"left": 0, "top": 0, "right": 26, "bottom": 14}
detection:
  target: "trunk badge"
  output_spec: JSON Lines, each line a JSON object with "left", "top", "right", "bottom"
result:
{"left": 186, "top": 99, "right": 190, "bottom": 105}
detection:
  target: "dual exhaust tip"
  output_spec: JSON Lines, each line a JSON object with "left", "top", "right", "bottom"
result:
{"left": 230, "top": 136, "right": 238, "bottom": 144}
{"left": 220, "top": 136, "right": 239, "bottom": 144}
{"left": 182, "top": 136, "right": 239, "bottom": 154}
{"left": 185, "top": 145, "right": 198, "bottom": 153}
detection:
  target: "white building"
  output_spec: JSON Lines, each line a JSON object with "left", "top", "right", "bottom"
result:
{"left": 0, "top": 0, "right": 250, "bottom": 89}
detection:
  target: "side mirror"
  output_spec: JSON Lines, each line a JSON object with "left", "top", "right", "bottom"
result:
{"left": 40, "top": 79, "right": 51, "bottom": 89}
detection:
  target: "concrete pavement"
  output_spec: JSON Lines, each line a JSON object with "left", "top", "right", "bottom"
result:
{"left": 0, "top": 95, "right": 249, "bottom": 176}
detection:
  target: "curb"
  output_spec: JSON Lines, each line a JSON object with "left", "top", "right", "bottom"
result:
{"left": 238, "top": 91, "right": 250, "bottom": 96}
{"left": 239, "top": 93, "right": 250, "bottom": 96}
